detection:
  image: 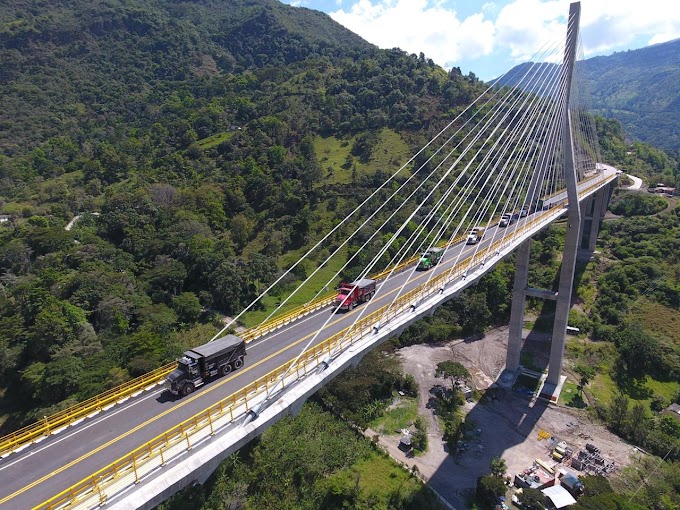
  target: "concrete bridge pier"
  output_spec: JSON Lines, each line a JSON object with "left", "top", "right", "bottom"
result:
{"left": 581, "top": 186, "right": 607, "bottom": 252}
{"left": 499, "top": 239, "right": 531, "bottom": 387}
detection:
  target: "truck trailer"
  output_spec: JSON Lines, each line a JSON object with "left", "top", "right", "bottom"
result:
{"left": 334, "top": 278, "right": 376, "bottom": 311}
{"left": 417, "top": 247, "right": 444, "bottom": 270}
{"left": 165, "top": 334, "right": 247, "bottom": 397}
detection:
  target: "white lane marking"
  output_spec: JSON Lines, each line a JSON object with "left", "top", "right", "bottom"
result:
{"left": 0, "top": 389, "right": 164, "bottom": 471}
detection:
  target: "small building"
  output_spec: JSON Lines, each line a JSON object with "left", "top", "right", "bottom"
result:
{"left": 0, "top": 214, "right": 11, "bottom": 223}
{"left": 398, "top": 429, "right": 412, "bottom": 452}
{"left": 559, "top": 472, "right": 583, "bottom": 499}
{"left": 514, "top": 462, "right": 556, "bottom": 490}
{"left": 661, "top": 403, "right": 680, "bottom": 422}
{"left": 542, "top": 485, "right": 577, "bottom": 508}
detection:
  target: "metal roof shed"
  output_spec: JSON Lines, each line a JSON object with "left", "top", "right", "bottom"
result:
{"left": 542, "top": 485, "right": 577, "bottom": 508}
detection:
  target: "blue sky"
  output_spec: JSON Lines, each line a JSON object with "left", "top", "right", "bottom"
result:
{"left": 280, "top": 0, "right": 680, "bottom": 80}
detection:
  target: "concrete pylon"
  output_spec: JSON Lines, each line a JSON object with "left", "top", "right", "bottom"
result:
{"left": 503, "top": 239, "right": 532, "bottom": 382}
{"left": 544, "top": 1, "right": 582, "bottom": 393}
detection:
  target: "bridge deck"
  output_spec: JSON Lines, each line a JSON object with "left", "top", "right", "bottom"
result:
{"left": 0, "top": 169, "right": 617, "bottom": 510}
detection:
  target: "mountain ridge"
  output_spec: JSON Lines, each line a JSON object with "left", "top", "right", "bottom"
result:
{"left": 496, "top": 38, "right": 680, "bottom": 151}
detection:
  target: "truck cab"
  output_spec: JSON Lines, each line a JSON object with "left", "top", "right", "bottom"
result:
{"left": 466, "top": 227, "right": 485, "bottom": 244}
{"left": 165, "top": 335, "right": 246, "bottom": 397}
{"left": 417, "top": 247, "right": 444, "bottom": 270}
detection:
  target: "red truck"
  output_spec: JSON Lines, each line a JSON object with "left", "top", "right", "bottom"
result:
{"left": 334, "top": 278, "right": 376, "bottom": 311}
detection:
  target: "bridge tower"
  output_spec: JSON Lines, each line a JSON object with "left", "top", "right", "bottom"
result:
{"left": 502, "top": 2, "right": 606, "bottom": 399}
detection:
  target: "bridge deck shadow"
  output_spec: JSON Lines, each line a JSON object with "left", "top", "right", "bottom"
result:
{"left": 407, "top": 328, "right": 557, "bottom": 509}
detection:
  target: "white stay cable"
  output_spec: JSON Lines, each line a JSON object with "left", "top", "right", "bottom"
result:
{"left": 209, "top": 76, "right": 503, "bottom": 342}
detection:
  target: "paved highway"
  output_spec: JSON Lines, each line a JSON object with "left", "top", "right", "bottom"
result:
{"left": 0, "top": 170, "right": 616, "bottom": 509}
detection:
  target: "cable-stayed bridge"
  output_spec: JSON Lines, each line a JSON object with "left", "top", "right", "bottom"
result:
{"left": 0, "top": 3, "right": 619, "bottom": 509}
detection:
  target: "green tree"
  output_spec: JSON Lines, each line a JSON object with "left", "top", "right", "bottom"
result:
{"left": 412, "top": 415, "right": 428, "bottom": 452}
{"left": 490, "top": 457, "right": 507, "bottom": 477}
{"left": 519, "top": 487, "right": 547, "bottom": 510}
{"left": 171, "top": 292, "right": 202, "bottom": 325}
{"left": 575, "top": 364, "right": 595, "bottom": 396}
{"left": 41, "top": 356, "right": 85, "bottom": 403}
{"left": 435, "top": 360, "right": 470, "bottom": 395}
{"left": 626, "top": 402, "right": 648, "bottom": 445}
{"left": 475, "top": 474, "right": 506, "bottom": 510}
{"left": 146, "top": 258, "right": 187, "bottom": 299}
{"left": 615, "top": 323, "right": 662, "bottom": 378}
{"left": 579, "top": 475, "right": 612, "bottom": 498}
{"left": 609, "top": 391, "right": 630, "bottom": 434}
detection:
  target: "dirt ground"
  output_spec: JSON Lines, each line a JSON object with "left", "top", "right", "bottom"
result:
{"left": 367, "top": 326, "right": 637, "bottom": 510}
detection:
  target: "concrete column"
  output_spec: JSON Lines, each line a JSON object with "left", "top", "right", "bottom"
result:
{"left": 588, "top": 188, "right": 605, "bottom": 251}
{"left": 505, "top": 239, "right": 532, "bottom": 373}
{"left": 546, "top": 1, "right": 581, "bottom": 388}
{"left": 547, "top": 205, "right": 582, "bottom": 386}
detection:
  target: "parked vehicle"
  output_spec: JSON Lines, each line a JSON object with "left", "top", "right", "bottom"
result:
{"left": 165, "top": 334, "right": 247, "bottom": 396}
{"left": 417, "top": 247, "right": 444, "bottom": 270}
{"left": 335, "top": 278, "right": 376, "bottom": 311}
{"left": 466, "top": 227, "right": 485, "bottom": 244}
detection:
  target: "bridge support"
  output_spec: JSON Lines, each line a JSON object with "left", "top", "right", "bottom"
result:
{"left": 501, "top": 239, "right": 531, "bottom": 386}
{"left": 582, "top": 186, "right": 606, "bottom": 251}
{"left": 542, "top": 1, "right": 581, "bottom": 400}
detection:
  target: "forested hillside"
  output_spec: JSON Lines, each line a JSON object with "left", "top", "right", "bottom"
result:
{"left": 584, "top": 39, "right": 680, "bottom": 152}
{"left": 0, "top": 0, "right": 485, "bottom": 427}
{"left": 498, "top": 39, "right": 680, "bottom": 153}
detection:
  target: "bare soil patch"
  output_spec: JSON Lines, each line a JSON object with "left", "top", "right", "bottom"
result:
{"left": 366, "top": 326, "right": 636, "bottom": 509}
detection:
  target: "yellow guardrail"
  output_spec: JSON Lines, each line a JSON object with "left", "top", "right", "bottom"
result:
{"left": 33, "top": 244, "right": 478, "bottom": 510}
{"left": 242, "top": 233, "right": 469, "bottom": 341}
{"left": 0, "top": 234, "right": 468, "bottom": 459}
{"left": 0, "top": 362, "right": 177, "bottom": 459}
{"left": 34, "top": 206, "right": 575, "bottom": 510}
{"left": 3, "top": 173, "right": 616, "bottom": 462}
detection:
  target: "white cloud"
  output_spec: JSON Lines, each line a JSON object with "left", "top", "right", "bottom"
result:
{"left": 330, "top": 0, "right": 496, "bottom": 65}
{"left": 578, "top": 0, "right": 680, "bottom": 55}
{"left": 494, "top": 0, "right": 565, "bottom": 62}
{"left": 326, "top": 0, "right": 680, "bottom": 78}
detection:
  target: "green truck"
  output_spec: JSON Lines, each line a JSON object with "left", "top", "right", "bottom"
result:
{"left": 417, "top": 247, "right": 444, "bottom": 270}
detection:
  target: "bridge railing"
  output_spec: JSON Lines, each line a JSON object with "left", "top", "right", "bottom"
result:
{"left": 0, "top": 234, "right": 470, "bottom": 459}
{"left": 31, "top": 237, "right": 497, "bottom": 510}
{"left": 33, "top": 194, "right": 606, "bottom": 510}
{"left": 2, "top": 173, "right": 616, "bottom": 462}
{"left": 0, "top": 362, "right": 176, "bottom": 459}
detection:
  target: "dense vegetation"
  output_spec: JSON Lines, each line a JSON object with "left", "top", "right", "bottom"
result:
{"left": 596, "top": 116, "right": 679, "bottom": 186}
{"left": 156, "top": 401, "right": 443, "bottom": 510}
{"left": 583, "top": 39, "right": 680, "bottom": 152}
{"left": 0, "top": 0, "right": 487, "bottom": 427}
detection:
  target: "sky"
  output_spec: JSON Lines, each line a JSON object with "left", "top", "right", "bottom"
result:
{"left": 279, "top": 0, "right": 680, "bottom": 81}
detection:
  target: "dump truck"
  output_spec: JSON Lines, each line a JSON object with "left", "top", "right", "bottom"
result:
{"left": 466, "top": 227, "right": 485, "bottom": 244}
{"left": 164, "top": 334, "right": 247, "bottom": 397}
{"left": 417, "top": 247, "right": 444, "bottom": 270}
{"left": 335, "top": 278, "right": 376, "bottom": 311}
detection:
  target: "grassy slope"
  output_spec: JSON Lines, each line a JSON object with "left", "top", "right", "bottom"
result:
{"left": 369, "top": 395, "right": 419, "bottom": 435}
{"left": 315, "top": 128, "right": 412, "bottom": 185}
